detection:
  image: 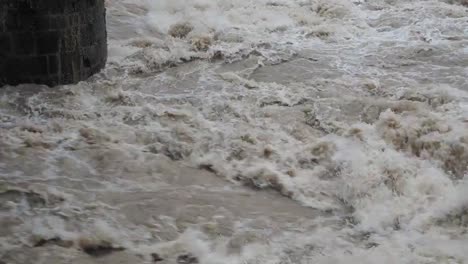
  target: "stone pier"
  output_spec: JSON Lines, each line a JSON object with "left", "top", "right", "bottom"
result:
{"left": 0, "top": 0, "right": 107, "bottom": 87}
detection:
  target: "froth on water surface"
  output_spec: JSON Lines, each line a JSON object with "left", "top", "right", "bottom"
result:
{"left": 1, "top": 0, "right": 468, "bottom": 263}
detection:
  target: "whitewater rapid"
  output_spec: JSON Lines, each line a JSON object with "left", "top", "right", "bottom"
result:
{"left": 1, "top": 0, "right": 468, "bottom": 263}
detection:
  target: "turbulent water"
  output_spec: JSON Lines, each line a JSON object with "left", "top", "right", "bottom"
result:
{"left": 1, "top": 0, "right": 468, "bottom": 263}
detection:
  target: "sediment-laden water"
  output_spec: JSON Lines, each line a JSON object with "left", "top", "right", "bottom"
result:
{"left": 1, "top": 0, "right": 468, "bottom": 263}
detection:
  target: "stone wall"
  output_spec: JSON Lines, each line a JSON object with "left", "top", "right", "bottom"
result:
{"left": 0, "top": 0, "right": 107, "bottom": 87}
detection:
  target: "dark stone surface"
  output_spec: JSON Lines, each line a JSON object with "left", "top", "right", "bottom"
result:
{"left": 151, "top": 253, "right": 164, "bottom": 262}
{"left": 0, "top": 0, "right": 107, "bottom": 87}
{"left": 177, "top": 254, "right": 199, "bottom": 264}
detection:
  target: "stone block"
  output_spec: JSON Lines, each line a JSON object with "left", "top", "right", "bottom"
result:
{"left": 80, "top": 23, "right": 95, "bottom": 47}
{"left": 37, "top": 31, "right": 60, "bottom": 54}
{"left": 47, "top": 55, "right": 59, "bottom": 75}
{"left": 6, "top": 56, "right": 48, "bottom": 76}
{"left": 13, "top": 32, "right": 36, "bottom": 55}
{"left": 49, "top": 15, "right": 67, "bottom": 30}
{"left": 60, "top": 52, "right": 81, "bottom": 83}
{"left": 0, "top": 33, "right": 11, "bottom": 55}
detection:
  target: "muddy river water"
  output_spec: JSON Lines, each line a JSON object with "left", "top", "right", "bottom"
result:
{"left": 1, "top": 0, "right": 468, "bottom": 263}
